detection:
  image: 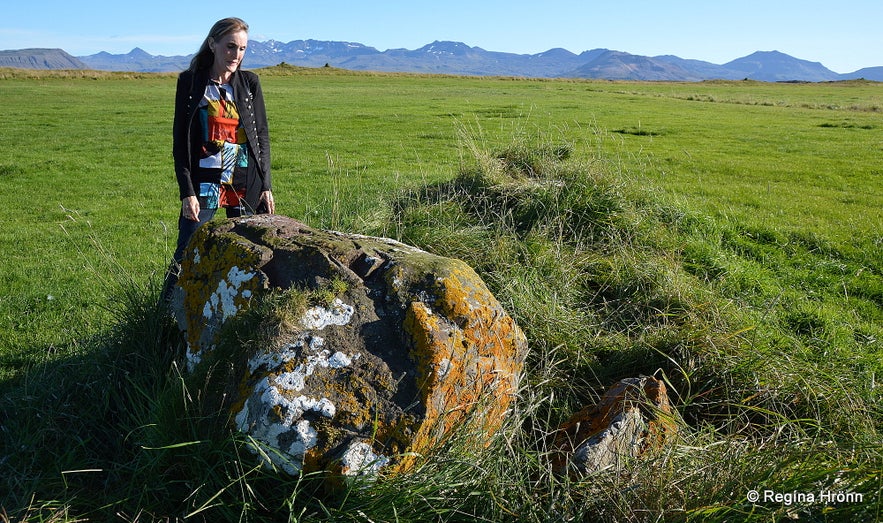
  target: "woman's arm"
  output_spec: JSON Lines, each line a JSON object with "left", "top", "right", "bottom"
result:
{"left": 172, "top": 71, "right": 197, "bottom": 200}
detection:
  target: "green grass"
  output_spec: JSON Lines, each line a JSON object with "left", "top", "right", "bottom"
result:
{"left": 1, "top": 67, "right": 881, "bottom": 521}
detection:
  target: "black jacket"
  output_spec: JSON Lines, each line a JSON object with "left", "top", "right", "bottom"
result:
{"left": 172, "top": 68, "right": 271, "bottom": 201}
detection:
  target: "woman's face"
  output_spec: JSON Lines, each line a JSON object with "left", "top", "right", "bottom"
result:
{"left": 211, "top": 29, "right": 248, "bottom": 79}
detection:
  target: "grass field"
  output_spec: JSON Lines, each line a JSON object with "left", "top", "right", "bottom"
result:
{"left": 1, "top": 67, "right": 881, "bottom": 521}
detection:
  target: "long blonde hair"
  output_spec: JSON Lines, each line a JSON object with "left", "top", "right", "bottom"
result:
{"left": 188, "top": 17, "right": 249, "bottom": 72}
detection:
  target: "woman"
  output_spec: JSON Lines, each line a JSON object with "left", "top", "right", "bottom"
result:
{"left": 164, "top": 17, "right": 274, "bottom": 298}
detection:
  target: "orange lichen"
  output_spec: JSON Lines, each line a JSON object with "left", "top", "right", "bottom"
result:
{"left": 397, "top": 260, "right": 526, "bottom": 472}
{"left": 550, "top": 376, "right": 678, "bottom": 474}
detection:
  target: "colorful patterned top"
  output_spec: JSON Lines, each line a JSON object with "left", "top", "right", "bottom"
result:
{"left": 196, "top": 81, "right": 249, "bottom": 209}
{"left": 173, "top": 68, "right": 271, "bottom": 212}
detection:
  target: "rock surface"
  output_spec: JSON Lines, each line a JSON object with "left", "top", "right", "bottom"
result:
{"left": 170, "top": 215, "right": 527, "bottom": 476}
{"left": 552, "top": 376, "right": 677, "bottom": 475}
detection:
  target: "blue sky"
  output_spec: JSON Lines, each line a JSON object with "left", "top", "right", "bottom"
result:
{"left": 2, "top": 1, "right": 881, "bottom": 73}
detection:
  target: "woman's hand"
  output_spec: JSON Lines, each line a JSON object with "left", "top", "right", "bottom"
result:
{"left": 182, "top": 195, "right": 200, "bottom": 221}
{"left": 260, "top": 191, "right": 275, "bottom": 214}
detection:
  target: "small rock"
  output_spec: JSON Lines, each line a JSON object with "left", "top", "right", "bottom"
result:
{"left": 552, "top": 376, "right": 677, "bottom": 475}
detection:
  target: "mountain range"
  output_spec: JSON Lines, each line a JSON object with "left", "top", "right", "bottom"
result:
{"left": 2, "top": 41, "right": 881, "bottom": 82}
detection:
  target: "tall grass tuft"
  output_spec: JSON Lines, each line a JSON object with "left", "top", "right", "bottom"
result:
{"left": 356, "top": 123, "right": 882, "bottom": 521}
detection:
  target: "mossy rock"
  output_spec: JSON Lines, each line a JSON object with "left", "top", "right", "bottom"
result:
{"left": 171, "top": 214, "right": 527, "bottom": 476}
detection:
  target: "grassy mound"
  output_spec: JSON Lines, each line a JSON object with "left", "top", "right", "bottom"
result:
{"left": 2, "top": 128, "right": 880, "bottom": 522}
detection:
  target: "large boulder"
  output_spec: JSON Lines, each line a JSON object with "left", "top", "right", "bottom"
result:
{"left": 170, "top": 215, "right": 527, "bottom": 476}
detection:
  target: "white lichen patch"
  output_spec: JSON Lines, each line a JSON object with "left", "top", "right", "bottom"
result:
{"left": 235, "top": 301, "right": 363, "bottom": 475}
{"left": 185, "top": 345, "right": 204, "bottom": 371}
{"left": 302, "top": 298, "right": 354, "bottom": 330}
{"left": 273, "top": 347, "right": 360, "bottom": 393}
{"left": 203, "top": 265, "right": 257, "bottom": 321}
{"left": 287, "top": 420, "right": 318, "bottom": 459}
{"left": 328, "top": 351, "right": 354, "bottom": 368}
{"left": 339, "top": 440, "right": 390, "bottom": 476}
{"left": 247, "top": 342, "right": 304, "bottom": 373}
{"left": 236, "top": 376, "right": 339, "bottom": 474}
{"left": 436, "top": 357, "right": 452, "bottom": 379}
{"left": 246, "top": 378, "right": 338, "bottom": 427}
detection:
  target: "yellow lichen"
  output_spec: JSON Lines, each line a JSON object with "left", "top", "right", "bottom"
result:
{"left": 396, "top": 261, "right": 526, "bottom": 472}
{"left": 179, "top": 226, "right": 269, "bottom": 361}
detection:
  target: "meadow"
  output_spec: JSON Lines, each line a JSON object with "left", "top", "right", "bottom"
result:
{"left": 0, "top": 67, "right": 881, "bottom": 521}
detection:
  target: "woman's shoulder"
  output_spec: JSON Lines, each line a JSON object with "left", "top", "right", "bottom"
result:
{"left": 232, "top": 70, "right": 262, "bottom": 96}
{"left": 176, "top": 68, "right": 199, "bottom": 88}
{"left": 238, "top": 69, "right": 262, "bottom": 84}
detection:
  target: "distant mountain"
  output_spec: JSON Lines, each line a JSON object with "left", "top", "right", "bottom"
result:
{"left": 653, "top": 55, "right": 736, "bottom": 80}
{"left": 80, "top": 47, "right": 190, "bottom": 72}
{"left": 248, "top": 39, "right": 382, "bottom": 69}
{"left": 0, "top": 48, "right": 86, "bottom": 69}
{"left": 723, "top": 51, "right": 840, "bottom": 82}
{"left": 238, "top": 40, "right": 594, "bottom": 77}
{"left": 2, "top": 42, "right": 880, "bottom": 82}
{"left": 567, "top": 50, "right": 707, "bottom": 81}
{"left": 843, "top": 66, "right": 883, "bottom": 81}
